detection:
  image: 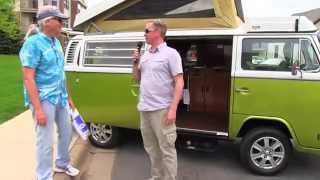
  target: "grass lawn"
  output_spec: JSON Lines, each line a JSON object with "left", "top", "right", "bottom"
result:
{"left": 0, "top": 55, "right": 26, "bottom": 124}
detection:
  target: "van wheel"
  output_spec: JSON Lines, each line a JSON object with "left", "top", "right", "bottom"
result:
{"left": 240, "top": 127, "right": 292, "bottom": 175}
{"left": 88, "top": 122, "right": 120, "bottom": 148}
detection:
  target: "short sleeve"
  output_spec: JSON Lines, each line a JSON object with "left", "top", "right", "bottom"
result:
{"left": 19, "top": 39, "right": 41, "bottom": 69}
{"left": 168, "top": 49, "right": 183, "bottom": 77}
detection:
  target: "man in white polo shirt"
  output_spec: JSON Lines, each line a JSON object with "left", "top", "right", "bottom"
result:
{"left": 132, "top": 20, "right": 184, "bottom": 180}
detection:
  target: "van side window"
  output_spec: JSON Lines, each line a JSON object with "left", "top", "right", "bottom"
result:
{"left": 300, "top": 39, "right": 320, "bottom": 71}
{"left": 241, "top": 39, "right": 299, "bottom": 71}
{"left": 65, "top": 41, "right": 80, "bottom": 65}
{"left": 84, "top": 41, "right": 143, "bottom": 67}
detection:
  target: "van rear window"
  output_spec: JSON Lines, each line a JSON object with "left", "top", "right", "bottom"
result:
{"left": 84, "top": 41, "right": 144, "bottom": 67}
{"left": 241, "top": 38, "right": 320, "bottom": 72}
{"left": 241, "top": 38, "right": 299, "bottom": 71}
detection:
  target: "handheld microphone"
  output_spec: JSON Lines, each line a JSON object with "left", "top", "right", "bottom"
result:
{"left": 134, "top": 42, "right": 143, "bottom": 63}
{"left": 137, "top": 41, "right": 143, "bottom": 53}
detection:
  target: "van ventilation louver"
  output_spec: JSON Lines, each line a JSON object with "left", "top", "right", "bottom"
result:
{"left": 66, "top": 41, "right": 79, "bottom": 64}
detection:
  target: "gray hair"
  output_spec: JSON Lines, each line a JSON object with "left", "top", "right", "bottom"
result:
{"left": 37, "top": 16, "right": 54, "bottom": 31}
{"left": 148, "top": 19, "right": 167, "bottom": 39}
{"left": 24, "top": 24, "right": 39, "bottom": 40}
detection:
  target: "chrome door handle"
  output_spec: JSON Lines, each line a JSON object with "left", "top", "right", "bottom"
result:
{"left": 236, "top": 88, "right": 249, "bottom": 93}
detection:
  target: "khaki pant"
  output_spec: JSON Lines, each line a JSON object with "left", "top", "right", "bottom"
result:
{"left": 140, "top": 109, "right": 177, "bottom": 180}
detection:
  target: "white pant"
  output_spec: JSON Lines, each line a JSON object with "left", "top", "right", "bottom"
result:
{"left": 140, "top": 109, "right": 177, "bottom": 180}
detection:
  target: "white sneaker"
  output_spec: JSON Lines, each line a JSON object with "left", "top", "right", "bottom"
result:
{"left": 54, "top": 164, "right": 80, "bottom": 176}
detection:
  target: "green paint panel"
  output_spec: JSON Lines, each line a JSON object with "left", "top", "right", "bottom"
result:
{"left": 232, "top": 77, "right": 320, "bottom": 149}
{"left": 66, "top": 70, "right": 320, "bottom": 150}
{"left": 67, "top": 72, "right": 140, "bottom": 129}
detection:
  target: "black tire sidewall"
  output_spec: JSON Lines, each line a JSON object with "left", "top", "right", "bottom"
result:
{"left": 240, "top": 127, "right": 292, "bottom": 175}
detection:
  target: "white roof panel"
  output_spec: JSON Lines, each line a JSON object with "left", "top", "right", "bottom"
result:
{"left": 74, "top": 0, "right": 125, "bottom": 27}
{"left": 245, "top": 16, "right": 317, "bottom": 32}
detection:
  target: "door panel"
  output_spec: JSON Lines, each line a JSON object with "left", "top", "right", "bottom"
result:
{"left": 67, "top": 72, "right": 140, "bottom": 129}
{"left": 233, "top": 77, "right": 320, "bottom": 148}
{"left": 233, "top": 36, "right": 320, "bottom": 149}
{"left": 189, "top": 68, "right": 205, "bottom": 112}
{"left": 205, "top": 69, "right": 229, "bottom": 114}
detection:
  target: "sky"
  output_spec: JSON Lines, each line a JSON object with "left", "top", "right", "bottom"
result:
{"left": 242, "top": 0, "right": 320, "bottom": 17}
{"left": 84, "top": 0, "right": 320, "bottom": 17}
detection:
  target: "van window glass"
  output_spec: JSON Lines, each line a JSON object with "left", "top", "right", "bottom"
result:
{"left": 108, "top": 0, "right": 215, "bottom": 20}
{"left": 84, "top": 41, "right": 143, "bottom": 67}
{"left": 241, "top": 39, "right": 299, "bottom": 71}
{"left": 66, "top": 41, "right": 80, "bottom": 64}
{"left": 300, "top": 39, "right": 320, "bottom": 71}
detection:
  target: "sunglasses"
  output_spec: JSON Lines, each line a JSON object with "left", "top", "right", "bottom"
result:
{"left": 51, "top": 17, "right": 63, "bottom": 23}
{"left": 145, "top": 29, "right": 156, "bottom": 34}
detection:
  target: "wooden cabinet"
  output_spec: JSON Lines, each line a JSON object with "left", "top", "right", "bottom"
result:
{"left": 189, "top": 68, "right": 229, "bottom": 114}
{"left": 189, "top": 67, "right": 206, "bottom": 112}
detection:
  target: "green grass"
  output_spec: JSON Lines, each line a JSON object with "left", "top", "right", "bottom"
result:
{"left": 0, "top": 55, "right": 26, "bottom": 124}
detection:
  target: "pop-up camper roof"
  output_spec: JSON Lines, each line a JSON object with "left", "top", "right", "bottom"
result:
{"left": 74, "top": 0, "right": 244, "bottom": 33}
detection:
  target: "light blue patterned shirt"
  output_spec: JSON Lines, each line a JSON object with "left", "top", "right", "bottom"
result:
{"left": 19, "top": 32, "right": 68, "bottom": 107}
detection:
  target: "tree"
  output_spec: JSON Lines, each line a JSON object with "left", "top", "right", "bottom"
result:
{"left": 0, "top": 0, "right": 21, "bottom": 54}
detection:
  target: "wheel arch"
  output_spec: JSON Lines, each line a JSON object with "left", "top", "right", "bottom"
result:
{"left": 237, "top": 117, "right": 295, "bottom": 140}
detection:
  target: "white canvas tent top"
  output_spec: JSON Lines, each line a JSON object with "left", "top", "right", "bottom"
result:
{"left": 74, "top": 0, "right": 244, "bottom": 32}
{"left": 74, "top": 0, "right": 126, "bottom": 28}
{"left": 71, "top": 16, "right": 318, "bottom": 43}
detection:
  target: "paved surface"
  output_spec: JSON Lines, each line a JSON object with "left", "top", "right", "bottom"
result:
{"left": 0, "top": 110, "right": 78, "bottom": 180}
{"left": 54, "top": 139, "right": 115, "bottom": 180}
{"left": 111, "top": 133, "right": 320, "bottom": 180}
{"left": 69, "top": 131, "right": 320, "bottom": 180}
{"left": 6, "top": 111, "right": 319, "bottom": 180}
{"left": 0, "top": 110, "right": 36, "bottom": 180}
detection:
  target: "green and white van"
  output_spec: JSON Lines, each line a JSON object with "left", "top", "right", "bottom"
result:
{"left": 65, "top": 16, "right": 320, "bottom": 175}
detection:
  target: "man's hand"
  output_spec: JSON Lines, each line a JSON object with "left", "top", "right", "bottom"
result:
{"left": 132, "top": 49, "right": 141, "bottom": 64}
{"left": 35, "top": 108, "right": 47, "bottom": 126}
{"left": 165, "top": 108, "right": 176, "bottom": 126}
{"left": 68, "top": 98, "right": 75, "bottom": 111}
{"left": 132, "top": 49, "right": 141, "bottom": 81}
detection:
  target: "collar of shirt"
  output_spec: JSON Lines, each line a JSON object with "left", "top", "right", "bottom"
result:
{"left": 39, "top": 32, "right": 56, "bottom": 44}
{"left": 148, "top": 42, "right": 167, "bottom": 53}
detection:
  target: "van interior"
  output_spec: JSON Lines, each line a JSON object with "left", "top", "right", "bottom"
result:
{"left": 167, "top": 36, "right": 233, "bottom": 134}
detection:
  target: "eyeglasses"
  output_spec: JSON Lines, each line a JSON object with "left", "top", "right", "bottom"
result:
{"left": 145, "top": 29, "right": 156, "bottom": 34}
{"left": 51, "top": 17, "right": 63, "bottom": 23}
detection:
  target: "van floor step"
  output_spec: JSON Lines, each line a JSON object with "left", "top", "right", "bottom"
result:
{"left": 177, "top": 138, "right": 218, "bottom": 153}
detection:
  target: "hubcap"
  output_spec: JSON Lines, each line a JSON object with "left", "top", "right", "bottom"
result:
{"left": 90, "top": 123, "right": 112, "bottom": 144}
{"left": 250, "top": 136, "right": 285, "bottom": 170}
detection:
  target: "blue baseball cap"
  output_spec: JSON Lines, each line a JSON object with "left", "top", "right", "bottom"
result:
{"left": 36, "top": 6, "right": 68, "bottom": 20}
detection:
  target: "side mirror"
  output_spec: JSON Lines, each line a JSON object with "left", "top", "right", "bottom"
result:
{"left": 291, "top": 61, "right": 300, "bottom": 75}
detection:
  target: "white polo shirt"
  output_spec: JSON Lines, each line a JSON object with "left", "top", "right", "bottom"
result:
{"left": 138, "top": 43, "right": 183, "bottom": 112}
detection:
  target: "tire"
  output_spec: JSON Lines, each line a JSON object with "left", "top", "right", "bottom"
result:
{"left": 88, "top": 122, "right": 121, "bottom": 148}
{"left": 240, "top": 127, "right": 292, "bottom": 175}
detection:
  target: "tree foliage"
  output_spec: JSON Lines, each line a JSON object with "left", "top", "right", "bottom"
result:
{"left": 0, "top": 0, "right": 21, "bottom": 54}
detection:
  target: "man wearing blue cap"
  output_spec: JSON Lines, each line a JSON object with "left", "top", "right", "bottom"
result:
{"left": 19, "top": 6, "right": 79, "bottom": 180}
